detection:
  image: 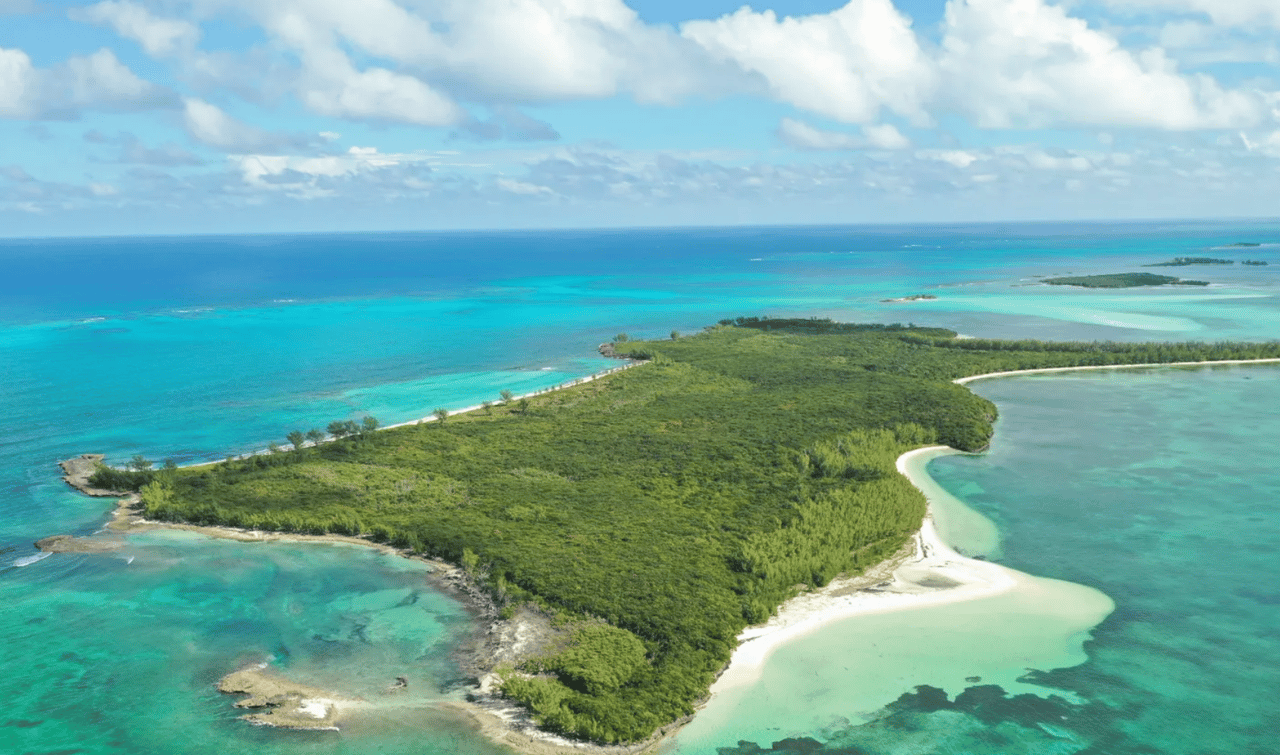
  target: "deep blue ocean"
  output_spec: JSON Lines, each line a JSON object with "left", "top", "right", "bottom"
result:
{"left": 2, "top": 222, "right": 1277, "bottom": 754}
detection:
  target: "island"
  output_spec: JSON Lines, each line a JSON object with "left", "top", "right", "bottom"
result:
{"left": 880, "top": 294, "right": 937, "bottom": 303}
{"left": 1242, "top": 260, "right": 1269, "bottom": 266}
{"left": 51, "top": 318, "right": 1280, "bottom": 750}
{"left": 1144, "top": 257, "right": 1234, "bottom": 266}
{"left": 1043, "top": 273, "right": 1209, "bottom": 288}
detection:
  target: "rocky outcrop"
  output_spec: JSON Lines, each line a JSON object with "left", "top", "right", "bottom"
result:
{"left": 34, "top": 535, "right": 125, "bottom": 554}
{"left": 218, "top": 667, "right": 359, "bottom": 731}
{"left": 59, "top": 454, "right": 129, "bottom": 497}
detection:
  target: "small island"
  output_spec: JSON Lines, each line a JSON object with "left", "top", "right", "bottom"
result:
{"left": 1043, "top": 273, "right": 1209, "bottom": 288}
{"left": 49, "top": 318, "right": 1280, "bottom": 749}
{"left": 1242, "top": 260, "right": 1269, "bottom": 266}
{"left": 880, "top": 294, "right": 938, "bottom": 303}
{"left": 1145, "top": 257, "right": 1234, "bottom": 267}
{"left": 1226, "top": 242, "right": 1262, "bottom": 247}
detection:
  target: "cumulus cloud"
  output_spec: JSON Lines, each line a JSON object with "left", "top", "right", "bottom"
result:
{"left": 182, "top": 97, "right": 309, "bottom": 151}
{"left": 682, "top": 0, "right": 934, "bottom": 124}
{"left": 938, "top": 0, "right": 1268, "bottom": 130}
{"left": 72, "top": 1, "right": 201, "bottom": 57}
{"left": 0, "top": 46, "right": 175, "bottom": 119}
{"left": 777, "top": 118, "right": 911, "bottom": 150}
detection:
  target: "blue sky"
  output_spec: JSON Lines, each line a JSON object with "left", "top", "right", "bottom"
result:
{"left": 2, "top": 0, "right": 1279, "bottom": 236}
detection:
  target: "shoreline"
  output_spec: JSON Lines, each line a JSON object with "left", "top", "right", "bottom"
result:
{"left": 177, "top": 355, "right": 641, "bottom": 470}
{"left": 702, "top": 446, "right": 1019, "bottom": 700}
{"left": 953, "top": 357, "right": 1280, "bottom": 385}
{"left": 44, "top": 355, "right": 1280, "bottom": 753}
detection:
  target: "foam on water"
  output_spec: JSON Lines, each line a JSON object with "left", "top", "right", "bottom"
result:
{"left": 12, "top": 551, "right": 51, "bottom": 567}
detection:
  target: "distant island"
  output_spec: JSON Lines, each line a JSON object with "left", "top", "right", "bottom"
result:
{"left": 1145, "top": 257, "right": 1234, "bottom": 267}
{"left": 1043, "top": 273, "right": 1209, "bottom": 288}
{"left": 880, "top": 294, "right": 937, "bottom": 303}
{"left": 50, "top": 318, "right": 1280, "bottom": 749}
{"left": 1242, "top": 260, "right": 1269, "bottom": 266}
{"left": 1226, "top": 242, "right": 1262, "bottom": 247}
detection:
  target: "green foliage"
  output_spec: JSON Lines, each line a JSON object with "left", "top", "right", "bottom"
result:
{"left": 287, "top": 431, "right": 306, "bottom": 449}
{"left": 328, "top": 420, "right": 359, "bottom": 438}
{"left": 88, "top": 463, "right": 154, "bottom": 492}
{"left": 128, "top": 454, "right": 153, "bottom": 471}
{"left": 362, "top": 416, "right": 380, "bottom": 434}
{"left": 500, "top": 389, "right": 514, "bottom": 403}
{"left": 517, "top": 624, "right": 649, "bottom": 697}
{"left": 1144, "top": 257, "right": 1234, "bottom": 266}
{"left": 305, "top": 428, "right": 325, "bottom": 444}
{"left": 143, "top": 319, "right": 1280, "bottom": 744}
{"left": 433, "top": 408, "right": 449, "bottom": 423}
{"left": 1042, "top": 272, "right": 1208, "bottom": 288}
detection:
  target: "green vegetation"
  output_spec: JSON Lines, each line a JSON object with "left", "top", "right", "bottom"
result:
{"left": 1243, "top": 260, "right": 1269, "bottom": 266}
{"left": 106, "top": 319, "right": 1280, "bottom": 744}
{"left": 1043, "top": 272, "right": 1209, "bottom": 288}
{"left": 1145, "top": 257, "right": 1234, "bottom": 266}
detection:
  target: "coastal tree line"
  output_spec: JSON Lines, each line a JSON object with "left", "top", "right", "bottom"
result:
{"left": 95, "top": 319, "right": 1280, "bottom": 745}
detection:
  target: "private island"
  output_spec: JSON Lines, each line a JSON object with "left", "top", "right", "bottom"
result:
{"left": 50, "top": 318, "right": 1280, "bottom": 752}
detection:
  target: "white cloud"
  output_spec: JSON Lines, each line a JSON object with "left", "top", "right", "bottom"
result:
{"left": 73, "top": 1, "right": 201, "bottom": 57}
{"left": 1241, "top": 130, "right": 1280, "bottom": 157}
{"left": 939, "top": 0, "right": 1268, "bottom": 130}
{"left": 919, "top": 149, "right": 982, "bottom": 168}
{"left": 777, "top": 118, "right": 910, "bottom": 150}
{"left": 296, "top": 54, "right": 466, "bottom": 127}
{"left": 496, "top": 177, "right": 556, "bottom": 195}
{"left": 682, "top": 0, "right": 935, "bottom": 124}
{"left": 0, "top": 46, "right": 173, "bottom": 119}
{"left": 1099, "top": 0, "right": 1280, "bottom": 29}
{"left": 863, "top": 123, "right": 911, "bottom": 149}
{"left": 183, "top": 98, "right": 306, "bottom": 151}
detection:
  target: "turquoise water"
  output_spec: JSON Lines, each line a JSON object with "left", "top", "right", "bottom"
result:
{"left": 695, "top": 366, "right": 1280, "bottom": 754}
{"left": 2, "top": 222, "right": 1278, "bottom": 754}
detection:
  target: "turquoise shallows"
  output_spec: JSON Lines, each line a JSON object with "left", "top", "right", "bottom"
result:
{"left": 2, "top": 221, "right": 1278, "bottom": 754}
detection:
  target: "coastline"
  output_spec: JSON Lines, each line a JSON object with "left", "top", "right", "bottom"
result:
{"left": 703, "top": 446, "right": 1020, "bottom": 699}
{"left": 43, "top": 355, "right": 1280, "bottom": 753}
{"left": 177, "top": 356, "right": 642, "bottom": 469}
{"left": 953, "top": 357, "right": 1280, "bottom": 385}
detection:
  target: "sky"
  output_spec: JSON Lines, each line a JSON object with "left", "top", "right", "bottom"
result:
{"left": 2, "top": 0, "right": 1279, "bottom": 236}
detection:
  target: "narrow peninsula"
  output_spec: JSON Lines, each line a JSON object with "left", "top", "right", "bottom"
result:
{"left": 52, "top": 318, "right": 1280, "bottom": 750}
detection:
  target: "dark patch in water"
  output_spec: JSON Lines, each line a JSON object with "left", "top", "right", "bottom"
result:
{"left": 714, "top": 683, "right": 1162, "bottom": 755}
{"left": 3, "top": 719, "right": 43, "bottom": 728}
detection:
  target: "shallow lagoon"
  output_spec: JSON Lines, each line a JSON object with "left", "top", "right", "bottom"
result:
{"left": 689, "top": 364, "right": 1280, "bottom": 755}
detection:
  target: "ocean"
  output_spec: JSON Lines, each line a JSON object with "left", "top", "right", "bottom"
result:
{"left": 1, "top": 222, "right": 1277, "bottom": 754}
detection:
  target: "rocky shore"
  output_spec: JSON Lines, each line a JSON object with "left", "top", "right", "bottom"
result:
{"left": 58, "top": 454, "right": 130, "bottom": 497}
{"left": 218, "top": 667, "right": 357, "bottom": 730}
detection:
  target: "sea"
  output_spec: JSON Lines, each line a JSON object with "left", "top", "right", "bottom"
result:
{"left": 1, "top": 221, "right": 1277, "bottom": 755}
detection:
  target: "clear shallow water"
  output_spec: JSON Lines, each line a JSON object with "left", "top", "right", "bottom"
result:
{"left": 693, "top": 366, "right": 1280, "bottom": 755}
{"left": 2, "top": 222, "right": 1278, "bottom": 754}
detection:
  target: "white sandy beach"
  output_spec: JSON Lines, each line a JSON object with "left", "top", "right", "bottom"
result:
{"left": 954, "top": 357, "right": 1280, "bottom": 385}
{"left": 706, "top": 446, "right": 1022, "bottom": 697}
